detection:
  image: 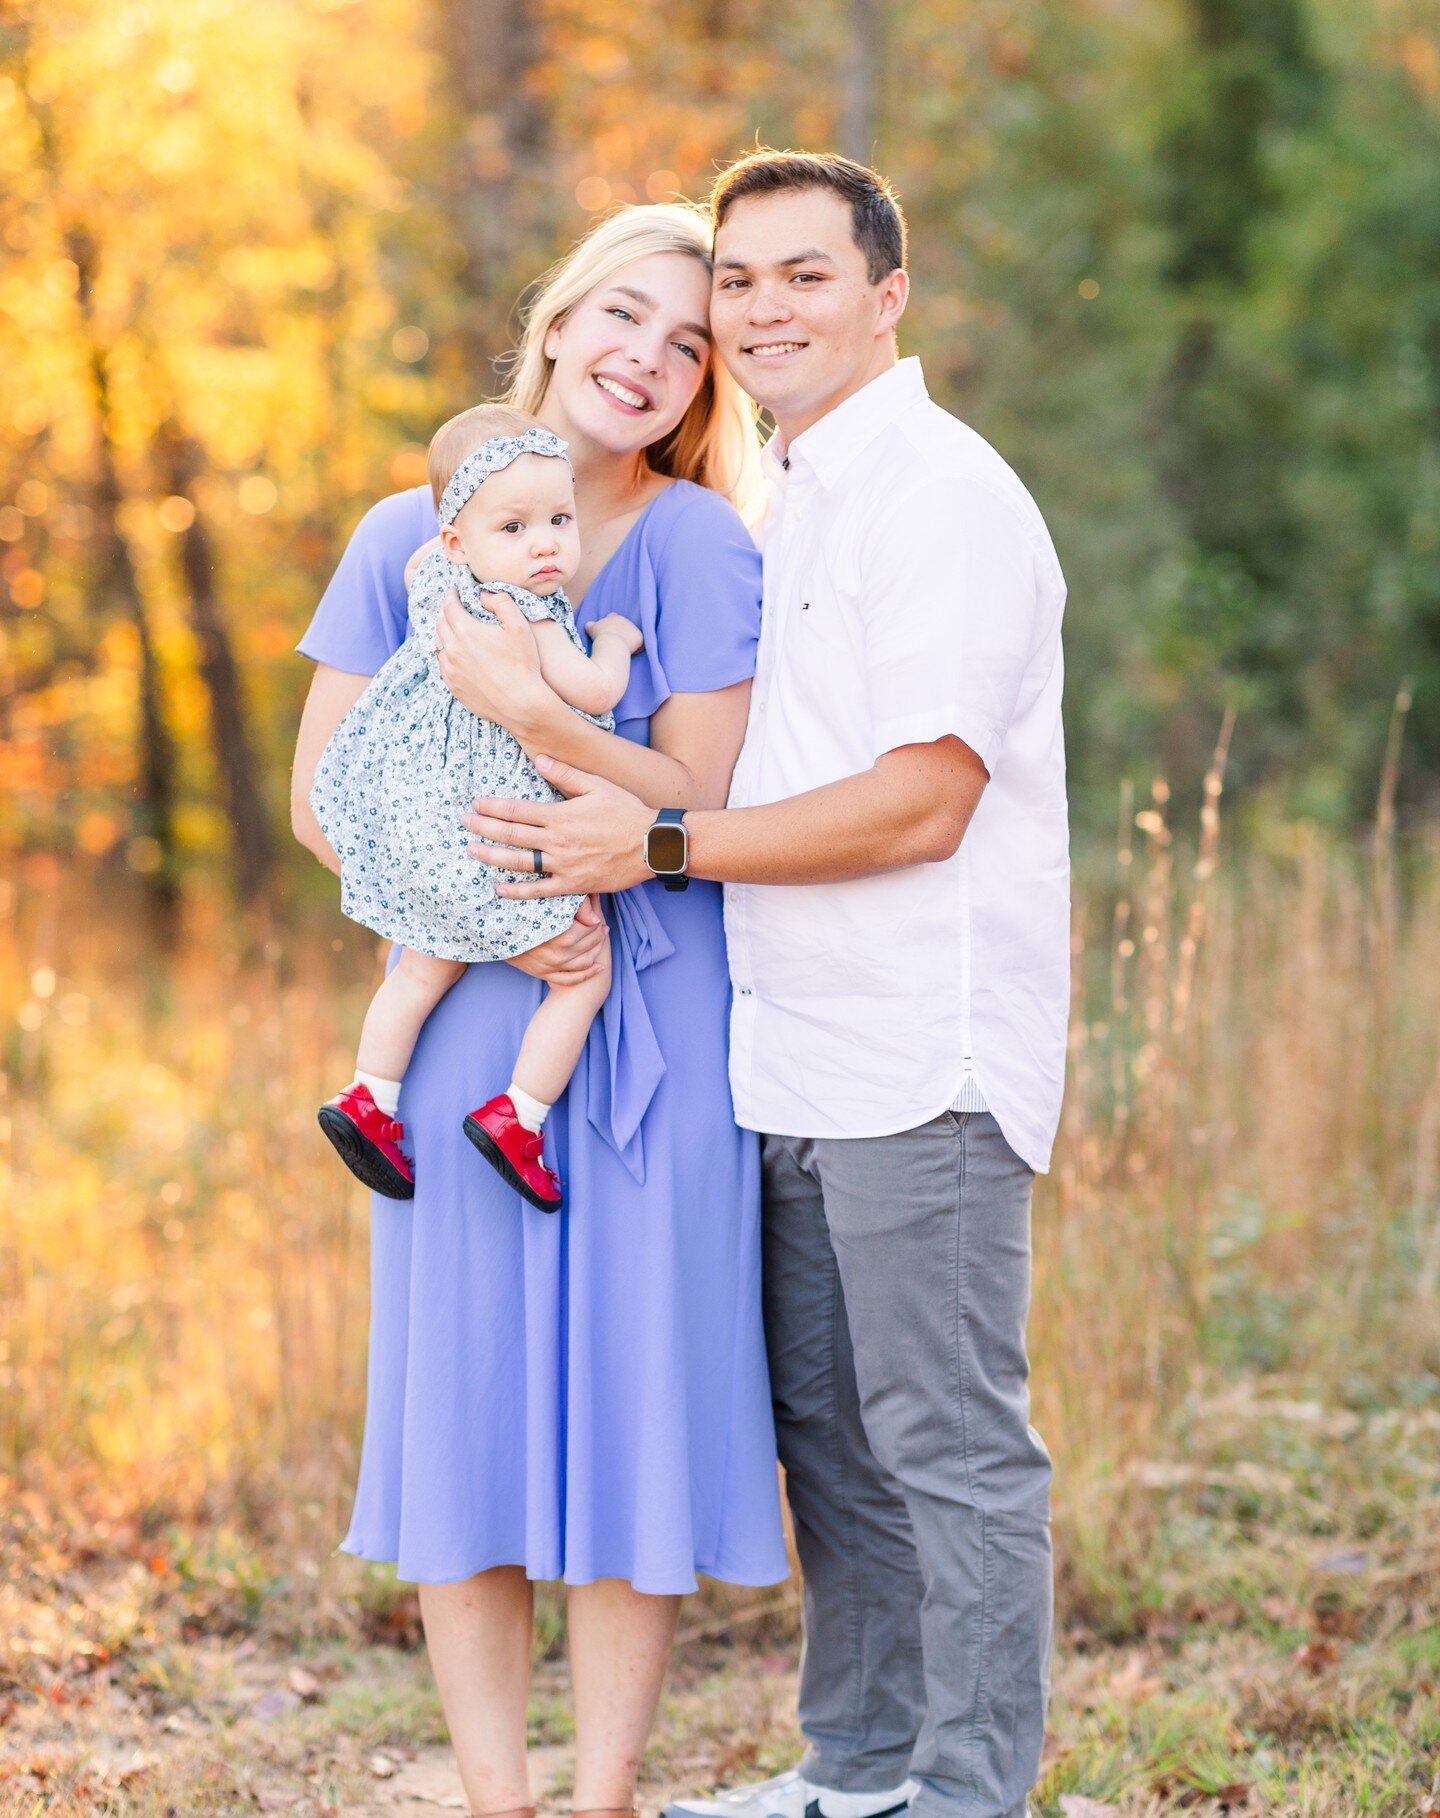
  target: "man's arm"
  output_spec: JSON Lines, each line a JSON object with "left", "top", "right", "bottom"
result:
{"left": 461, "top": 736, "right": 987, "bottom": 898}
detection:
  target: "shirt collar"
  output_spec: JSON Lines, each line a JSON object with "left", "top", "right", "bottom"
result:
{"left": 774, "top": 356, "right": 929, "bottom": 490}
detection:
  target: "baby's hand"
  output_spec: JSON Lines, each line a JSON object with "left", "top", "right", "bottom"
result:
{"left": 405, "top": 536, "right": 443, "bottom": 588}
{"left": 587, "top": 612, "right": 644, "bottom": 656}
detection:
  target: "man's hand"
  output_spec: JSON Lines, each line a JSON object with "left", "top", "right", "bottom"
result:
{"left": 436, "top": 589, "right": 549, "bottom": 732}
{"left": 506, "top": 894, "right": 609, "bottom": 982}
{"left": 464, "top": 757, "right": 652, "bottom": 897}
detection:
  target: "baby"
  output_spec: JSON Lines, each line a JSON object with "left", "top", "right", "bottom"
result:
{"left": 309, "top": 403, "right": 642, "bottom": 1211}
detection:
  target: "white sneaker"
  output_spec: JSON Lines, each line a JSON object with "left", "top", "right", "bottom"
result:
{"left": 663, "top": 1769, "right": 918, "bottom": 1818}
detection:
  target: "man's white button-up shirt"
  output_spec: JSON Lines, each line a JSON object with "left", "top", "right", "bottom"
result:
{"left": 724, "top": 358, "right": 1070, "bottom": 1173}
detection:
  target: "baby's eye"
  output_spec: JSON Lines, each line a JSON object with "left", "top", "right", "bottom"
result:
{"left": 501, "top": 520, "right": 524, "bottom": 534}
{"left": 551, "top": 512, "right": 572, "bottom": 526}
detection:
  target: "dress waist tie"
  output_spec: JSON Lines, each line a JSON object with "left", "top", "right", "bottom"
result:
{"left": 586, "top": 885, "right": 675, "bottom": 1184}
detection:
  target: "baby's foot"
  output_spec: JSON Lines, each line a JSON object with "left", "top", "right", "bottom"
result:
{"left": 318, "top": 1083, "right": 415, "bottom": 1199}
{"left": 462, "top": 1095, "right": 563, "bottom": 1212}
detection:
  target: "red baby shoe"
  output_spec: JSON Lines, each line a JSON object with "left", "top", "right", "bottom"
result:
{"left": 463, "top": 1094, "right": 563, "bottom": 1212}
{"left": 318, "top": 1083, "right": 415, "bottom": 1200}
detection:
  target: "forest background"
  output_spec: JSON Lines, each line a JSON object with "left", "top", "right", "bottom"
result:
{"left": 4, "top": 0, "right": 1440, "bottom": 888}
{"left": 2, "top": 0, "right": 1440, "bottom": 1813}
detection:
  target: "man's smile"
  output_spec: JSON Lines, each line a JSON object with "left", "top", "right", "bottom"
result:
{"left": 742, "top": 339, "right": 808, "bottom": 360}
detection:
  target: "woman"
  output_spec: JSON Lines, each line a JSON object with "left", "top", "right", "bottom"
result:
{"left": 291, "top": 204, "right": 788, "bottom": 1817}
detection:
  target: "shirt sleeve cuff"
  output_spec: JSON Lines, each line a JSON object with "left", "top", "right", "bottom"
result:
{"left": 872, "top": 706, "right": 1003, "bottom": 776}
{"left": 294, "top": 632, "right": 381, "bottom": 677}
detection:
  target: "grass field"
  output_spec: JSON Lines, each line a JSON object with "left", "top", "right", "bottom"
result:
{"left": 3, "top": 760, "right": 1439, "bottom": 1814}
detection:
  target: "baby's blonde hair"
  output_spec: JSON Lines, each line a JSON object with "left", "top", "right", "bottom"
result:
{"left": 500, "top": 203, "right": 761, "bottom": 516}
{"left": 427, "top": 403, "right": 543, "bottom": 509}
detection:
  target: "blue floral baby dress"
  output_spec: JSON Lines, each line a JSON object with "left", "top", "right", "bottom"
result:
{"left": 309, "top": 550, "right": 607, "bottom": 963}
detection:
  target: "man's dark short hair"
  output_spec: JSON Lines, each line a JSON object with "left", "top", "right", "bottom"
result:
{"left": 709, "top": 150, "right": 907, "bottom": 284}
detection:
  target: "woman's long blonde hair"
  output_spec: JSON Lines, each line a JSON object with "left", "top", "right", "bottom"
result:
{"left": 501, "top": 203, "right": 761, "bottom": 516}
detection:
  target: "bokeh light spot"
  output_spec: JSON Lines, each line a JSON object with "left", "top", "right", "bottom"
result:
{"left": 1078, "top": 277, "right": 1100, "bottom": 299}
{"left": 10, "top": 570, "right": 45, "bottom": 609}
{"left": 390, "top": 444, "right": 428, "bottom": 489}
{"left": 156, "top": 57, "right": 195, "bottom": 94}
{"left": 44, "top": 260, "right": 79, "bottom": 299}
{"left": 575, "top": 176, "right": 611, "bottom": 212}
{"left": 391, "top": 325, "right": 429, "bottom": 363}
{"left": 157, "top": 495, "right": 196, "bottom": 532}
{"left": 238, "top": 475, "right": 278, "bottom": 515}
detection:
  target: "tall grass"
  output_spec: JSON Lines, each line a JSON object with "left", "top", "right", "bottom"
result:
{"left": 3, "top": 759, "right": 1437, "bottom": 1629}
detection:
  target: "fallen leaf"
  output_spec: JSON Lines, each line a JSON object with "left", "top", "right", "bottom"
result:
{"left": 1293, "top": 1637, "right": 1340, "bottom": 1673}
{"left": 1315, "top": 1549, "right": 1369, "bottom": 1573}
{"left": 287, "top": 1666, "right": 322, "bottom": 1701}
{"left": 367, "top": 1752, "right": 398, "bottom": 1778}
{"left": 1106, "top": 1648, "right": 1162, "bottom": 1705}
{"left": 1060, "top": 1798, "right": 1120, "bottom": 1817}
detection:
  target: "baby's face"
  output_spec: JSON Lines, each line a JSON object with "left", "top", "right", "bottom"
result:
{"left": 440, "top": 452, "right": 580, "bottom": 595}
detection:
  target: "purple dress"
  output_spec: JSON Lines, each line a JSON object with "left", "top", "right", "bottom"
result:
{"left": 299, "top": 479, "right": 789, "bottom": 1592}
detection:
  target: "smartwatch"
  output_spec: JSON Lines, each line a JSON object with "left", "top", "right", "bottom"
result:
{"left": 644, "top": 807, "right": 690, "bottom": 892}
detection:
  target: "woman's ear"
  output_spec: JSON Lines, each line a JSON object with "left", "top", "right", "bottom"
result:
{"left": 543, "top": 310, "right": 570, "bottom": 362}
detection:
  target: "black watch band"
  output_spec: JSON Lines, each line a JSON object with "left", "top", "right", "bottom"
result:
{"left": 648, "top": 807, "right": 690, "bottom": 892}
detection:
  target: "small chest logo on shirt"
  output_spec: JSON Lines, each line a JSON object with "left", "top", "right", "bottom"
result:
{"left": 801, "top": 600, "right": 811, "bottom": 611}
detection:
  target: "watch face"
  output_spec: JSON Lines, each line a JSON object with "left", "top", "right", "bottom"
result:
{"left": 648, "top": 822, "right": 687, "bottom": 873}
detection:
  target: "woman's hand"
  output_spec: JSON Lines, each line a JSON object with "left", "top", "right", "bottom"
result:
{"left": 505, "top": 895, "right": 610, "bottom": 983}
{"left": 435, "top": 589, "right": 557, "bottom": 737}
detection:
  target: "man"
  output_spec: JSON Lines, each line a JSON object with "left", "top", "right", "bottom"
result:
{"left": 465, "top": 151, "right": 1069, "bottom": 1818}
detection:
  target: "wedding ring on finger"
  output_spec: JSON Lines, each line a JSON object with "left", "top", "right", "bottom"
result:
{"left": 532, "top": 849, "right": 550, "bottom": 879}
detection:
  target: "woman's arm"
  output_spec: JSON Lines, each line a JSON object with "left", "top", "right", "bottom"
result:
{"left": 291, "top": 664, "right": 370, "bottom": 873}
{"left": 522, "top": 680, "right": 752, "bottom": 811}
{"left": 435, "top": 590, "right": 750, "bottom": 810}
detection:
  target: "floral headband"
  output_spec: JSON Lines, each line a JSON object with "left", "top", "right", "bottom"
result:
{"left": 437, "top": 427, "right": 572, "bottom": 528}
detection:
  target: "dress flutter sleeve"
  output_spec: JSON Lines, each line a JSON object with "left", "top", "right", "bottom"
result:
{"left": 651, "top": 486, "right": 761, "bottom": 693}
{"left": 297, "top": 486, "right": 436, "bottom": 676}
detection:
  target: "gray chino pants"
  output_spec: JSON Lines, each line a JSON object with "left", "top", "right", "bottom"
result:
{"left": 761, "top": 1111, "right": 1052, "bottom": 1818}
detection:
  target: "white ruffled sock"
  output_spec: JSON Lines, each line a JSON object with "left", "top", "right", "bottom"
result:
{"left": 354, "top": 1070, "right": 401, "bottom": 1117}
{"left": 506, "top": 1083, "right": 551, "bottom": 1133}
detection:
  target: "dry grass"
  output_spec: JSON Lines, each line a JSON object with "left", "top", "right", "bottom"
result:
{"left": 2, "top": 750, "right": 1439, "bottom": 1812}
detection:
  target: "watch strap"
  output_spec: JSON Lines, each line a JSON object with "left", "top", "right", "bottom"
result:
{"left": 654, "top": 807, "right": 689, "bottom": 892}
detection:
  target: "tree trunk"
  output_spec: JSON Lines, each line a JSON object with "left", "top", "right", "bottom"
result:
{"left": 68, "top": 225, "right": 181, "bottom": 933}
{"left": 158, "top": 425, "right": 276, "bottom": 906}
{"left": 440, "top": 0, "right": 553, "bottom": 387}
{"left": 840, "top": 0, "right": 879, "bottom": 165}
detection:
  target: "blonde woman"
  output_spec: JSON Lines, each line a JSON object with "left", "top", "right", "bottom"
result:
{"left": 291, "top": 205, "right": 787, "bottom": 1818}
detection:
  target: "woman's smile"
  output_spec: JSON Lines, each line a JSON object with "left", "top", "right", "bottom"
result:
{"left": 592, "top": 371, "right": 655, "bottom": 413}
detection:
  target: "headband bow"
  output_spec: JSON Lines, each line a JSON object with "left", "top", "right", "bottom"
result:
{"left": 437, "top": 427, "right": 572, "bottom": 527}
